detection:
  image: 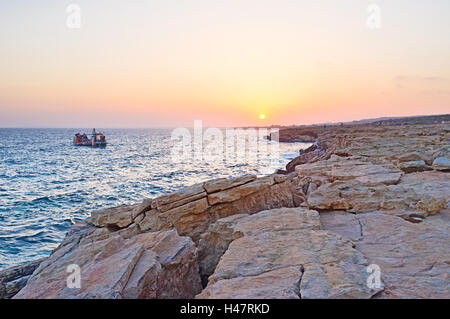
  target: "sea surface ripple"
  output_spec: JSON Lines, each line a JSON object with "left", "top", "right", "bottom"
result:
{"left": 0, "top": 128, "right": 310, "bottom": 270}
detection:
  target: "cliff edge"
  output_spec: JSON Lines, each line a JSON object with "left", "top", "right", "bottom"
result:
{"left": 2, "top": 118, "right": 449, "bottom": 299}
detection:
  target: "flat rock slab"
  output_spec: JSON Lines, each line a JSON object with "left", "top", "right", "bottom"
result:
{"left": 320, "top": 211, "right": 450, "bottom": 298}
{"left": 399, "top": 160, "right": 432, "bottom": 173}
{"left": 197, "top": 208, "right": 320, "bottom": 280}
{"left": 307, "top": 170, "right": 449, "bottom": 216}
{"left": 204, "top": 174, "right": 256, "bottom": 194}
{"left": 197, "top": 207, "right": 381, "bottom": 299}
{"left": 295, "top": 156, "right": 404, "bottom": 186}
{"left": 197, "top": 266, "right": 303, "bottom": 299}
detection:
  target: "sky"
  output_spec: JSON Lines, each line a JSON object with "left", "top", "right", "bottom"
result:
{"left": 0, "top": 0, "right": 449, "bottom": 128}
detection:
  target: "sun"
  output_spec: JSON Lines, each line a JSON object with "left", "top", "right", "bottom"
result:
{"left": 259, "top": 114, "right": 265, "bottom": 120}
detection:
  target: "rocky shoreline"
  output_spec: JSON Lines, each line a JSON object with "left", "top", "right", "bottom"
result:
{"left": 1, "top": 116, "right": 449, "bottom": 299}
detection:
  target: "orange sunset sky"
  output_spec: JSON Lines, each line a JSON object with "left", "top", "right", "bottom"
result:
{"left": 0, "top": 0, "right": 449, "bottom": 128}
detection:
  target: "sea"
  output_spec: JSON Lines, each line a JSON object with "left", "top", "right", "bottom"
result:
{"left": 0, "top": 128, "right": 310, "bottom": 270}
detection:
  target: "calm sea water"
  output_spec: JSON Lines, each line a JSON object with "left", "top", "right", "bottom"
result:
{"left": 0, "top": 128, "right": 309, "bottom": 270}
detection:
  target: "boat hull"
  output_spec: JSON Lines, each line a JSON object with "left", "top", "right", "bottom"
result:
{"left": 73, "top": 129, "right": 107, "bottom": 147}
{"left": 73, "top": 143, "right": 107, "bottom": 147}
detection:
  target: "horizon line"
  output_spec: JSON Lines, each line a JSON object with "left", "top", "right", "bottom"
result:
{"left": 0, "top": 113, "right": 448, "bottom": 130}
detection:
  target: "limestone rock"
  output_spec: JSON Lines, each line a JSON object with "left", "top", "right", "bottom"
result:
{"left": 88, "top": 204, "right": 139, "bottom": 229}
{"left": 306, "top": 182, "right": 318, "bottom": 195}
{"left": 307, "top": 171, "right": 449, "bottom": 216}
{"left": 197, "top": 208, "right": 320, "bottom": 281}
{"left": 207, "top": 175, "right": 275, "bottom": 205}
{"left": 207, "top": 179, "right": 295, "bottom": 218}
{"left": 4, "top": 276, "right": 31, "bottom": 299}
{"left": 397, "top": 151, "right": 429, "bottom": 163}
{"left": 138, "top": 176, "right": 295, "bottom": 242}
{"left": 14, "top": 229, "right": 202, "bottom": 299}
{"left": 321, "top": 211, "right": 450, "bottom": 298}
{"left": 151, "top": 182, "right": 206, "bottom": 212}
{"left": 0, "top": 258, "right": 44, "bottom": 299}
{"left": 197, "top": 208, "right": 380, "bottom": 299}
{"left": 295, "top": 156, "right": 403, "bottom": 186}
{"left": 204, "top": 175, "right": 256, "bottom": 193}
{"left": 399, "top": 160, "right": 432, "bottom": 173}
{"left": 197, "top": 266, "right": 302, "bottom": 299}
{"left": 270, "top": 128, "right": 318, "bottom": 143}
{"left": 11, "top": 120, "right": 450, "bottom": 299}
{"left": 432, "top": 157, "right": 450, "bottom": 171}
{"left": 139, "top": 198, "right": 209, "bottom": 234}
{"left": 320, "top": 211, "right": 363, "bottom": 242}
{"left": 131, "top": 198, "right": 153, "bottom": 219}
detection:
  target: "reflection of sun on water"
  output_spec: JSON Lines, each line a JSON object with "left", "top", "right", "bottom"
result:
{"left": 259, "top": 114, "right": 265, "bottom": 120}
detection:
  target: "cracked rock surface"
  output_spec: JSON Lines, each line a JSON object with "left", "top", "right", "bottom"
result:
{"left": 321, "top": 211, "right": 449, "bottom": 298}
{"left": 5, "top": 118, "right": 450, "bottom": 299}
{"left": 14, "top": 228, "right": 202, "bottom": 299}
{"left": 197, "top": 208, "right": 381, "bottom": 299}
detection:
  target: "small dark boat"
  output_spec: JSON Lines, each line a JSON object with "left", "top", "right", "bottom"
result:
{"left": 73, "top": 129, "right": 107, "bottom": 147}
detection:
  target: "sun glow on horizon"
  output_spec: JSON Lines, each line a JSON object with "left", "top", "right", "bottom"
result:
{"left": 0, "top": 1, "right": 450, "bottom": 128}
